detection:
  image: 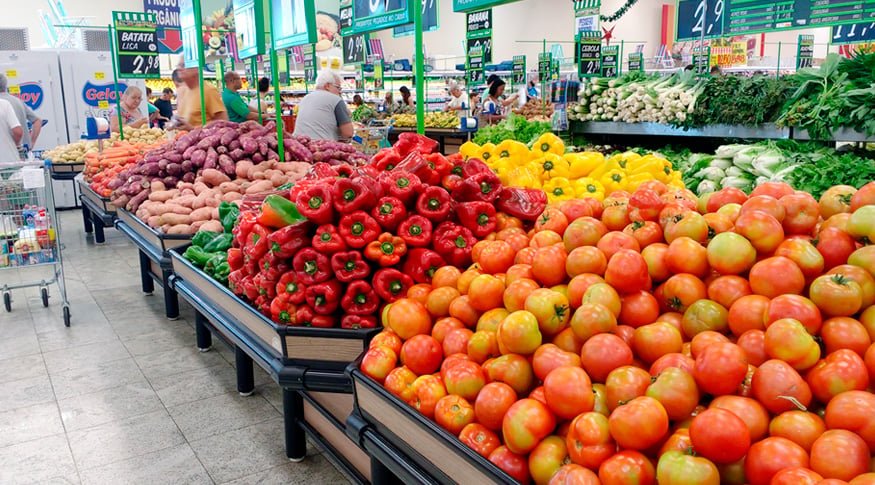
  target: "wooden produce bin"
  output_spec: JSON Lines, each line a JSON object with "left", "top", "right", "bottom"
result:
{"left": 301, "top": 392, "right": 371, "bottom": 484}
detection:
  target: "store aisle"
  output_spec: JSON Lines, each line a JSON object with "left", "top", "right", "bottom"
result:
{"left": 0, "top": 211, "right": 349, "bottom": 485}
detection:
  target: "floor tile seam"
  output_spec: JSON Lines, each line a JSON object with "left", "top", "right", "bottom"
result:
{"left": 171, "top": 398, "right": 281, "bottom": 444}
{"left": 73, "top": 440, "right": 188, "bottom": 473}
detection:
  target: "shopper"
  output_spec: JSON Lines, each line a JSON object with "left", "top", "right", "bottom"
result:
{"left": 153, "top": 88, "right": 174, "bottom": 129}
{"left": 249, "top": 77, "right": 271, "bottom": 110}
{"left": 175, "top": 66, "right": 227, "bottom": 128}
{"left": 352, "top": 94, "right": 364, "bottom": 107}
{"left": 485, "top": 74, "right": 519, "bottom": 110}
{"left": 445, "top": 82, "right": 469, "bottom": 113}
{"left": 398, "top": 86, "right": 414, "bottom": 107}
{"left": 109, "top": 86, "right": 148, "bottom": 132}
{"left": 381, "top": 92, "right": 395, "bottom": 114}
{"left": 527, "top": 80, "right": 539, "bottom": 100}
{"left": 145, "top": 87, "right": 161, "bottom": 128}
{"left": 0, "top": 73, "right": 41, "bottom": 152}
{"left": 293, "top": 70, "right": 353, "bottom": 141}
{"left": 482, "top": 78, "right": 510, "bottom": 124}
{"left": 222, "top": 71, "right": 257, "bottom": 123}
{"left": 171, "top": 69, "right": 187, "bottom": 108}
{"left": 0, "top": 97, "right": 22, "bottom": 162}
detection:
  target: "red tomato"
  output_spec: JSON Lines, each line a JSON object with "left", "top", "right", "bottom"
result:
{"left": 502, "top": 398, "right": 557, "bottom": 455}
{"left": 781, "top": 192, "right": 820, "bottom": 235}
{"left": 565, "top": 246, "right": 607, "bottom": 278}
{"left": 532, "top": 344, "right": 581, "bottom": 382}
{"left": 410, "top": 374, "right": 448, "bottom": 419}
{"left": 544, "top": 366, "right": 594, "bottom": 420}
{"left": 549, "top": 464, "right": 601, "bottom": 485}
{"left": 809, "top": 273, "right": 863, "bottom": 317}
{"left": 400, "top": 335, "right": 443, "bottom": 375}
{"left": 735, "top": 210, "right": 785, "bottom": 254}
{"left": 630, "top": 189, "right": 665, "bottom": 221}
{"left": 505, "top": 264, "right": 535, "bottom": 285}
{"left": 619, "top": 290, "right": 660, "bottom": 328}
{"left": 476, "top": 240, "right": 516, "bottom": 275}
{"left": 828, "top": 264, "right": 875, "bottom": 308}
{"left": 665, "top": 211, "right": 710, "bottom": 244}
{"left": 775, "top": 238, "right": 826, "bottom": 279}
{"left": 656, "top": 450, "right": 720, "bottom": 485}
{"left": 443, "top": 328, "right": 474, "bottom": 356}
{"left": 816, "top": 227, "right": 857, "bottom": 270}
{"left": 707, "top": 275, "right": 752, "bottom": 309}
{"left": 866, "top": 343, "right": 875, "bottom": 383}
{"left": 750, "top": 181, "right": 794, "bottom": 199}
{"left": 666, "top": 237, "right": 709, "bottom": 277}
{"left": 536, "top": 206, "right": 569, "bottom": 234}
{"left": 483, "top": 354, "right": 535, "bottom": 394}
{"left": 605, "top": 365, "right": 652, "bottom": 412}
{"left": 488, "top": 446, "right": 530, "bottom": 484}
{"left": 824, "top": 390, "right": 875, "bottom": 452}
{"left": 468, "top": 274, "right": 506, "bottom": 312}
{"left": 646, "top": 366, "right": 699, "bottom": 421}
{"left": 504, "top": 279, "right": 540, "bottom": 313}
{"left": 566, "top": 412, "right": 615, "bottom": 469}
{"left": 690, "top": 330, "right": 730, "bottom": 358}
{"left": 608, "top": 396, "right": 669, "bottom": 450}
{"left": 728, "top": 295, "right": 770, "bottom": 336}
{"left": 682, "top": 299, "right": 729, "bottom": 338}
{"left": 582, "top": 283, "right": 622, "bottom": 317}
{"left": 432, "top": 317, "right": 466, "bottom": 344}
{"left": 602, "top": 204, "right": 632, "bottom": 231}
{"left": 707, "top": 187, "right": 748, "bottom": 212}
{"left": 566, "top": 273, "right": 606, "bottom": 309}
{"left": 525, "top": 289, "right": 571, "bottom": 338}
{"left": 690, "top": 408, "right": 751, "bottom": 464}
{"left": 384, "top": 366, "right": 417, "bottom": 402}
{"left": 360, "top": 346, "right": 398, "bottom": 383}
{"left": 597, "top": 231, "right": 640, "bottom": 262}
{"left": 710, "top": 395, "right": 770, "bottom": 442}
{"left": 529, "top": 435, "right": 569, "bottom": 485}
{"left": 694, "top": 342, "right": 748, "bottom": 396}
{"left": 764, "top": 294, "right": 823, "bottom": 335}
{"left": 467, "top": 330, "right": 499, "bottom": 364}
{"left": 737, "top": 329, "right": 768, "bottom": 366}
{"left": 497, "top": 310, "right": 543, "bottom": 355}
{"left": 558, "top": 199, "right": 593, "bottom": 221}
{"left": 649, "top": 353, "right": 695, "bottom": 376}
{"left": 764, "top": 318, "right": 821, "bottom": 371}
{"left": 598, "top": 450, "right": 656, "bottom": 485}
{"left": 660, "top": 274, "right": 707, "bottom": 313}
{"left": 443, "top": 359, "right": 486, "bottom": 401}
{"left": 769, "top": 410, "right": 827, "bottom": 452}
{"left": 386, "top": 298, "right": 432, "bottom": 339}
{"left": 742, "top": 195, "right": 786, "bottom": 222}
{"left": 369, "top": 330, "right": 403, "bottom": 353}
{"left": 624, "top": 220, "right": 664, "bottom": 248}
{"left": 744, "top": 437, "right": 810, "bottom": 485}
{"left": 552, "top": 328, "right": 584, "bottom": 354}
{"left": 458, "top": 423, "right": 500, "bottom": 458}
{"left": 434, "top": 395, "right": 475, "bottom": 435}
{"left": 633, "top": 322, "right": 683, "bottom": 364}
{"left": 749, "top": 256, "right": 806, "bottom": 298}
{"left": 532, "top": 246, "right": 569, "bottom": 287}
{"left": 770, "top": 467, "right": 823, "bottom": 485}
{"left": 807, "top": 349, "right": 870, "bottom": 404}
{"left": 474, "top": 382, "right": 517, "bottom": 431}
{"left": 580, "top": 333, "right": 634, "bottom": 382}
{"left": 563, "top": 217, "right": 608, "bottom": 250}
{"left": 810, "top": 429, "right": 871, "bottom": 480}
{"left": 605, "top": 249, "right": 651, "bottom": 295}
{"left": 752, "top": 359, "right": 813, "bottom": 414}
{"left": 642, "top": 243, "right": 671, "bottom": 282}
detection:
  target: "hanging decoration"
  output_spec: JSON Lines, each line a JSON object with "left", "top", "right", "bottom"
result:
{"left": 599, "top": 0, "right": 638, "bottom": 23}
{"left": 602, "top": 25, "right": 615, "bottom": 45}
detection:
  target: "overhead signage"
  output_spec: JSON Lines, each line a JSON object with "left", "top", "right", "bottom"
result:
{"left": 574, "top": 0, "right": 601, "bottom": 33}
{"left": 350, "top": 0, "right": 414, "bottom": 34}
{"left": 272, "top": 0, "right": 317, "bottom": 49}
{"left": 466, "top": 36, "right": 492, "bottom": 63}
{"left": 512, "top": 54, "right": 526, "bottom": 86}
{"left": 343, "top": 32, "right": 367, "bottom": 65}
{"left": 467, "top": 44, "right": 485, "bottom": 85}
{"left": 538, "top": 51, "right": 552, "bottom": 80}
{"left": 600, "top": 45, "right": 618, "bottom": 77}
{"left": 113, "top": 11, "right": 161, "bottom": 79}
{"left": 797, "top": 34, "right": 814, "bottom": 68}
{"left": 692, "top": 45, "right": 711, "bottom": 74}
{"left": 832, "top": 20, "right": 875, "bottom": 44}
{"left": 302, "top": 43, "right": 316, "bottom": 83}
{"left": 628, "top": 52, "right": 643, "bottom": 72}
{"left": 453, "top": 0, "right": 519, "bottom": 12}
{"left": 232, "top": 0, "right": 265, "bottom": 59}
{"left": 676, "top": 0, "right": 725, "bottom": 40}
{"left": 466, "top": 9, "right": 492, "bottom": 38}
{"left": 179, "top": 0, "right": 199, "bottom": 68}
{"left": 369, "top": 55, "right": 385, "bottom": 90}
{"left": 577, "top": 32, "right": 601, "bottom": 78}
{"left": 340, "top": 4, "right": 354, "bottom": 35}
{"left": 394, "top": 0, "right": 440, "bottom": 37}
{"left": 143, "top": 0, "right": 183, "bottom": 53}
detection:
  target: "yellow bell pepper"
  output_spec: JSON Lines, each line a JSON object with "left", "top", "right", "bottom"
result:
{"left": 564, "top": 152, "right": 605, "bottom": 179}
{"left": 492, "top": 140, "right": 531, "bottom": 167}
{"left": 491, "top": 159, "right": 513, "bottom": 180}
{"left": 477, "top": 143, "right": 497, "bottom": 165}
{"left": 532, "top": 132, "right": 566, "bottom": 157}
{"left": 543, "top": 177, "right": 575, "bottom": 203}
{"left": 459, "top": 141, "right": 481, "bottom": 160}
{"left": 667, "top": 172, "right": 686, "bottom": 189}
{"left": 612, "top": 152, "right": 641, "bottom": 171}
{"left": 600, "top": 169, "right": 628, "bottom": 194}
{"left": 573, "top": 178, "right": 605, "bottom": 201}
{"left": 588, "top": 158, "right": 621, "bottom": 181}
{"left": 627, "top": 154, "right": 664, "bottom": 175}
{"left": 506, "top": 167, "right": 542, "bottom": 189}
{"left": 626, "top": 172, "right": 655, "bottom": 191}
{"left": 654, "top": 159, "right": 676, "bottom": 183}
{"left": 529, "top": 153, "right": 570, "bottom": 181}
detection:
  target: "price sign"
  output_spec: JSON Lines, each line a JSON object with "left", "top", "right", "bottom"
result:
{"left": 340, "top": 4, "right": 354, "bottom": 35}
{"left": 302, "top": 43, "right": 316, "bottom": 83}
{"left": 5, "top": 70, "right": 16, "bottom": 78}
{"left": 467, "top": 44, "right": 485, "bottom": 85}
{"left": 453, "top": 0, "right": 520, "bottom": 12}
{"left": 676, "top": 0, "right": 725, "bottom": 41}
{"left": 692, "top": 45, "right": 711, "bottom": 74}
{"left": 796, "top": 34, "right": 815, "bottom": 68}
{"left": 232, "top": 0, "right": 265, "bottom": 59}
{"left": 466, "top": 9, "right": 492, "bottom": 38}
{"left": 512, "top": 55, "right": 526, "bottom": 86}
{"left": 351, "top": 0, "right": 413, "bottom": 34}
{"left": 98, "top": 100, "right": 110, "bottom": 109}
{"left": 574, "top": 0, "right": 601, "bottom": 33}
{"left": 179, "top": 0, "right": 199, "bottom": 68}
{"left": 343, "top": 32, "right": 367, "bottom": 65}
{"left": 8, "top": 86, "right": 20, "bottom": 95}
{"left": 394, "top": 0, "right": 440, "bottom": 37}
{"left": 95, "top": 72, "right": 106, "bottom": 80}
{"left": 600, "top": 45, "right": 619, "bottom": 77}
{"left": 577, "top": 32, "right": 601, "bottom": 78}
{"left": 832, "top": 21, "right": 875, "bottom": 44}
{"left": 113, "top": 11, "right": 161, "bottom": 79}
{"left": 628, "top": 52, "right": 644, "bottom": 72}
{"left": 466, "top": 37, "right": 493, "bottom": 64}
{"left": 370, "top": 56, "right": 385, "bottom": 90}
{"left": 272, "top": 0, "right": 317, "bottom": 49}
{"left": 538, "top": 51, "right": 553, "bottom": 80}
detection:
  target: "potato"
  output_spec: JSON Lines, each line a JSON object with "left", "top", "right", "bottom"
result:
{"left": 219, "top": 181, "right": 240, "bottom": 194}
{"left": 201, "top": 168, "right": 231, "bottom": 186}
{"left": 269, "top": 171, "right": 287, "bottom": 187}
{"left": 193, "top": 182, "right": 210, "bottom": 195}
{"left": 163, "top": 204, "right": 192, "bottom": 215}
{"left": 204, "top": 196, "right": 221, "bottom": 208}
{"left": 236, "top": 160, "right": 254, "bottom": 180}
{"left": 158, "top": 213, "right": 190, "bottom": 226}
{"left": 173, "top": 195, "right": 197, "bottom": 207}
{"left": 150, "top": 181, "right": 166, "bottom": 192}
{"left": 199, "top": 220, "right": 223, "bottom": 233}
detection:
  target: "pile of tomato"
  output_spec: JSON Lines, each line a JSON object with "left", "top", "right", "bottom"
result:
{"left": 360, "top": 178, "right": 875, "bottom": 485}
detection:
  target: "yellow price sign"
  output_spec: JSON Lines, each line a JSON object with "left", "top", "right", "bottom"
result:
{"left": 94, "top": 72, "right": 105, "bottom": 80}
{"left": 5, "top": 70, "right": 16, "bottom": 78}
{"left": 8, "top": 86, "right": 20, "bottom": 95}
{"left": 97, "top": 100, "right": 109, "bottom": 109}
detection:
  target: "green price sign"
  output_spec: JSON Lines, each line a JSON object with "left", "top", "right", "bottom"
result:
{"left": 577, "top": 32, "right": 601, "bottom": 78}
{"left": 271, "top": 0, "right": 317, "bottom": 50}
{"left": 628, "top": 52, "right": 643, "bottom": 72}
{"left": 797, "top": 34, "right": 814, "bottom": 69}
{"left": 302, "top": 43, "right": 316, "bottom": 83}
{"left": 512, "top": 55, "right": 526, "bottom": 86}
{"left": 113, "top": 11, "right": 161, "bottom": 79}
{"left": 600, "top": 45, "right": 619, "bottom": 78}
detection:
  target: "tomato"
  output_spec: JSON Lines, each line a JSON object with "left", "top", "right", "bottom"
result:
{"left": 809, "top": 348, "right": 870, "bottom": 406}
{"left": 473, "top": 382, "right": 517, "bottom": 432}
{"left": 483, "top": 354, "right": 535, "bottom": 394}
{"left": 735, "top": 210, "right": 785, "bottom": 254}
{"left": 400, "top": 335, "right": 443, "bottom": 375}
{"left": 532, "top": 345, "right": 580, "bottom": 382}
{"left": 650, "top": 353, "right": 696, "bottom": 376}
{"left": 360, "top": 346, "right": 398, "bottom": 383}
{"left": 410, "top": 374, "right": 448, "bottom": 419}
{"left": 529, "top": 435, "right": 569, "bottom": 485}
{"left": 749, "top": 256, "right": 806, "bottom": 298}
{"left": 563, "top": 217, "right": 608, "bottom": 250}
{"left": 458, "top": 423, "right": 500, "bottom": 458}
{"left": 769, "top": 411, "right": 825, "bottom": 453}
{"left": 633, "top": 322, "right": 683, "bottom": 364}
{"left": 660, "top": 428, "right": 693, "bottom": 456}
{"left": 705, "top": 275, "right": 751, "bottom": 311}
{"left": 369, "top": 330, "right": 402, "bottom": 354}
{"left": 580, "top": 333, "right": 634, "bottom": 382}
{"left": 566, "top": 412, "right": 615, "bottom": 469}
{"left": 764, "top": 318, "right": 821, "bottom": 371}
{"left": 580, "top": 283, "right": 622, "bottom": 318}
{"left": 689, "top": 331, "right": 730, "bottom": 358}
{"left": 694, "top": 342, "right": 748, "bottom": 396}
{"left": 566, "top": 246, "right": 607, "bottom": 278}
{"left": 665, "top": 237, "right": 709, "bottom": 277}
{"left": 682, "top": 299, "right": 729, "bottom": 339}
{"left": 467, "top": 274, "right": 506, "bottom": 312}
{"left": 467, "top": 330, "right": 499, "bottom": 364}
{"left": 598, "top": 450, "right": 656, "bottom": 485}
{"left": 552, "top": 328, "right": 584, "bottom": 354}
{"left": 811, "top": 429, "right": 871, "bottom": 480}
{"left": 477, "top": 309, "right": 510, "bottom": 333}
{"left": 781, "top": 192, "right": 820, "bottom": 235}
{"left": 765, "top": 294, "right": 823, "bottom": 335}
{"left": 506, "top": 264, "right": 536, "bottom": 285}
{"left": 825, "top": 390, "right": 875, "bottom": 452}
{"left": 608, "top": 396, "right": 668, "bottom": 450}
{"left": 566, "top": 274, "right": 606, "bottom": 309}
{"left": 716, "top": 202, "right": 742, "bottom": 223}
{"left": 497, "top": 310, "right": 543, "bottom": 355}
{"left": 559, "top": 199, "right": 594, "bottom": 221}
{"left": 489, "top": 446, "right": 530, "bottom": 484}
{"left": 665, "top": 211, "right": 710, "bottom": 244}
{"left": 614, "top": 325, "right": 635, "bottom": 347}
{"left": 549, "top": 464, "right": 601, "bottom": 485}
{"left": 476, "top": 240, "right": 516, "bottom": 275}
{"left": 443, "top": 360, "right": 486, "bottom": 402}
{"left": 532, "top": 245, "right": 569, "bottom": 287}
{"left": 544, "top": 366, "right": 594, "bottom": 420}
{"left": 848, "top": 206, "right": 875, "bottom": 243}
{"left": 536, "top": 206, "right": 570, "bottom": 233}
{"left": 750, "top": 181, "right": 794, "bottom": 199}
{"left": 745, "top": 436, "right": 810, "bottom": 485}
{"left": 709, "top": 395, "right": 769, "bottom": 446}
{"left": 384, "top": 366, "right": 417, "bottom": 402}
{"left": 742, "top": 194, "right": 786, "bottom": 222}
{"left": 502, "top": 398, "right": 557, "bottom": 455}
{"left": 503, "top": 279, "right": 539, "bottom": 313}
{"left": 624, "top": 221, "right": 664, "bottom": 248}
{"left": 828, "top": 264, "right": 875, "bottom": 308}
{"left": 810, "top": 273, "right": 863, "bottom": 317}
{"left": 605, "top": 365, "right": 651, "bottom": 412}
{"left": 656, "top": 450, "right": 720, "bottom": 485}
{"left": 386, "top": 298, "right": 432, "bottom": 339}
{"left": 432, "top": 317, "right": 465, "bottom": 344}
{"left": 443, "top": 328, "right": 474, "bottom": 356}
{"left": 690, "top": 406, "right": 751, "bottom": 464}
{"left": 604, "top": 250, "right": 651, "bottom": 295}
{"left": 820, "top": 185, "right": 856, "bottom": 219}
{"left": 657, "top": 274, "right": 707, "bottom": 313}
{"left": 771, "top": 467, "right": 823, "bottom": 485}
{"left": 524, "top": 289, "right": 571, "bottom": 338}
{"left": 775, "top": 238, "right": 826, "bottom": 279}
{"left": 448, "top": 295, "right": 481, "bottom": 327}
{"left": 752, "top": 359, "right": 813, "bottom": 414}
{"left": 737, "top": 329, "right": 768, "bottom": 366}
{"left": 645, "top": 366, "right": 699, "bottom": 421}
{"left": 642, "top": 243, "right": 671, "bottom": 282}
{"left": 851, "top": 475, "right": 875, "bottom": 485}
{"left": 867, "top": 342, "right": 875, "bottom": 383}
{"left": 603, "top": 204, "right": 633, "bottom": 231}
{"left": 431, "top": 266, "right": 461, "bottom": 289}
{"left": 704, "top": 211, "right": 734, "bottom": 236}
{"left": 728, "top": 295, "right": 770, "bottom": 336}
{"left": 530, "top": 230, "right": 563, "bottom": 249}
{"left": 707, "top": 187, "right": 749, "bottom": 212}
{"left": 570, "top": 302, "right": 618, "bottom": 342}
{"left": 618, "top": 291, "right": 660, "bottom": 328}
{"left": 434, "top": 395, "right": 475, "bottom": 435}
{"left": 817, "top": 227, "right": 857, "bottom": 270}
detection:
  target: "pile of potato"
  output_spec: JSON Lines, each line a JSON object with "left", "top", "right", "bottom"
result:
{"left": 43, "top": 127, "right": 165, "bottom": 164}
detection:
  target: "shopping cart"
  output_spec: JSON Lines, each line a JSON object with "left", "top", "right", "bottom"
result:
{"left": 0, "top": 161, "right": 71, "bottom": 326}
{"left": 352, "top": 119, "right": 393, "bottom": 156}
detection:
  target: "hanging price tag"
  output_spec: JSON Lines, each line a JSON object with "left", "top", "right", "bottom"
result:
{"left": 98, "top": 100, "right": 110, "bottom": 109}
{"left": 5, "top": 70, "right": 16, "bottom": 78}
{"left": 8, "top": 86, "right": 20, "bottom": 95}
{"left": 95, "top": 72, "right": 106, "bottom": 80}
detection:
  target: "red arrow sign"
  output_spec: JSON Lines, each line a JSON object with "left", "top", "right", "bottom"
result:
{"left": 158, "top": 28, "right": 182, "bottom": 53}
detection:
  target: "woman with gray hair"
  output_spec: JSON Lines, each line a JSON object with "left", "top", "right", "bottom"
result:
{"left": 293, "top": 70, "right": 353, "bottom": 141}
{"left": 445, "top": 81, "right": 469, "bottom": 114}
{"left": 109, "top": 86, "right": 148, "bottom": 132}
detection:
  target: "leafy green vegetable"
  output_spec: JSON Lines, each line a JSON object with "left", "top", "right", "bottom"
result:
{"left": 473, "top": 115, "right": 552, "bottom": 145}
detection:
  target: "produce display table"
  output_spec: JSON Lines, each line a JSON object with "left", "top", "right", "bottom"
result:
{"left": 76, "top": 174, "right": 115, "bottom": 244}
{"left": 389, "top": 127, "right": 474, "bottom": 154}
{"left": 569, "top": 121, "right": 791, "bottom": 140}
{"left": 793, "top": 127, "right": 873, "bottom": 142}
{"left": 115, "top": 209, "right": 189, "bottom": 319}
{"left": 168, "top": 247, "right": 379, "bottom": 478}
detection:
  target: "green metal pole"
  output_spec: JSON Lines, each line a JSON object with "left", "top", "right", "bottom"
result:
{"left": 619, "top": 40, "right": 624, "bottom": 76}
{"left": 414, "top": 1, "right": 425, "bottom": 134}
{"left": 542, "top": 39, "right": 547, "bottom": 102}
{"left": 253, "top": 57, "right": 262, "bottom": 124}
{"left": 270, "top": 49, "right": 285, "bottom": 162}
{"left": 193, "top": 0, "right": 207, "bottom": 126}
{"left": 776, "top": 42, "right": 782, "bottom": 79}
{"left": 108, "top": 24, "right": 125, "bottom": 141}
{"left": 218, "top": 59, "right": 225, "bottom": 90}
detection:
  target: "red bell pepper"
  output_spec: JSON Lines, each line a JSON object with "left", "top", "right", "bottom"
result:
{"left": 308, "top": 162, "right": 339, "bottom": 179}
{"left": 403, "top": 248, "right": 446, "bottom": 284}
{"left": 371, "top": 196, "right": 407, "bottom": 232}
{"left": 267, "top": 223, "right": 310, "bottom": 259}
{"left": 305, "top": 279, "right": 342, "bottom": 316}
{"left": 415, "top": 186, "right": 452, "bottom": 222}
{"left": 425, "top": 152, "right": 452, "bottom": 179}
{"left": 373, "top": 268, "right": 414, "bottom": 303}
{"left": 243, "top": 224, "right": 271, "bottom": 266}
{"left": 330, "top": 251, "right": 371, "bottom": 283}
{"left": 312, "top": 224, "right": 347, "bottom": 254}
{"left": 461, "top": 158, "right": 493, "bottom": 178}
{"left": 496, "top": 187, "right": 549, "bottom": 222}
{"left": 269, "top": 294, "right": 296, "bottom": 325}
{"left": 335, "top": 164, "right": 356, "bottom": 178}
{"left": 397, "top": 215, "right": 433, "bottom": 248}
{"left": 228, "top": 269, "right": 245, "bottom": 296}
{"left": 341, "top": 280, "right": 379, "bottom": 315}
{"left": 254, "top": 295, "right": 271, "bottom": 316}
{"left": 333, "top": 177, "right": 377, "bottom": 213}
{"left": 452, "top": 171, "right": 502, "bottom": 203}
{"left": 364, "top": 233, "right": 408, "bottom": 267}
{"left": 227, "top": 248, "right": 243, "bottom": 271}
{"left": 378, "top": 170, "right": 421, "bottom": 205}
{"left": 456, "top": 201, "right": 498, "bottom": 238}
{"left": 433, "top": 223, "right": 476, "bottom": 267}
{"left": 294, "top": 185, "right": 334, "bottom": 225}
{"left": 296, "top": 305, "right": 336, "bottom": 328}
{"left": 441, "top": 174, "right": 463, "bottom": 193}
{"left": 253, "top": 271, "right": 278, "bottom": 300}
{"left": 395, "top": 132, "right": 438, "bottom": 156}
{"left": 258, "top": 194, "right": 305, "bottom": 229}
{"left": 233, "top": 211, "right": 257, "bottom": 248}
{"left": 372, "top": 148, "right": 402, "bottom": 171}
{"left": 341, "top": 314, "right": 377, "bottom": 329}
{"left": 239, "top": 274, "right": 260, "bottom": 301}
{"left": 275, "top": 271, "right": 305, "bottom": 305}
{"left": 292, "top": 247, "right": 331, "bottom": 285}
{"left": 338, "top": 211, "right": 380, "bottom": 249}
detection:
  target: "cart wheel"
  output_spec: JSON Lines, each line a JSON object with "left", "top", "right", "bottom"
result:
{"left": 41, "top": 287, "right": 49, "bottom": 307}
{"left": 63, "top": 306, "right": 71, "bottom": 327}
{"left": 3, "top": 292, "right": 10, "bottom": 312}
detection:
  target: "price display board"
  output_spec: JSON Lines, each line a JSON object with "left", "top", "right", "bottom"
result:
{"left": 577, "top": 33, "right": 601, "bottom": 78}
{"left": 466, "top": 8, "right": 492, "bottom": 37}
{"left": 574, "top": 0, "right": 601, "bottom": 33}
{"left": 179, "top": 0, "right": 199, "bottom": 68}
{"left": 272, "top": 0, "right": 316, "bottom": 49}
{"left": 453, "top": 0, "right": 520, "bottom": 12}
{"left": 113, "top": 11, "right": 161, "bottom": 78}
{"left": 350, "top": 0, "right": 414, "bottom": 34}
{"left": 512, "top": 55, "right": 526, "bottom": 86}
{"left": 600, "top": 45, "right": 619, "bottom": 77}
{"left": 467, "top": 44, "right": 485, "bottom": 85}
{"left": 628, "top": 52, "right": 643, "bottom": 72}
{"left": 343, "top": 32, "right": 367, "bottom": 65}
{"left": 340, "top": 2, "right": 354, "bottom": 35}
{"left": 466, "top": 37, "right": 493, "bottom": 64}
{"left": 538, "top": 52, "right": 553, "bottom": 80}
{"left": 832, "top": 20, "right": 875, "bottom": 44}
{"left": 692, "top": 46, "right": 711, "bottom": 74}
{"left": 232, "top": 0, "right": 265, "bottom": 59}
{"left": 796, "top": 34, "right": 814, "bottom": 68}
{"left": 394, "top": 0, "right": 440, "bottom": 37}
{"left": 302, "top": 44, "right": 316, "bottom": 83}
{"left": 676, "top": 0, "right": 725, "bottom": 40}
{"left": 371, "top": 56, "right": 385, "bottom": 90}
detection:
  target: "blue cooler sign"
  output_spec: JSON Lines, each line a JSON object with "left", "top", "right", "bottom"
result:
{"left": 17, "top": 83, "right": 45, "bottom": 110}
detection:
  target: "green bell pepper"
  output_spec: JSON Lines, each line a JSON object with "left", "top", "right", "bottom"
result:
{"left": 192, "top": 231, "right": 220, "bottom": 248}
{"left": 183, "top": 246, "right": 214, "bottom": 268}
{"left": 203, "top": 233, "right": 233, "bottom": 253}
{"left": 218, "top": 202, "right": 240, "bottom": 233}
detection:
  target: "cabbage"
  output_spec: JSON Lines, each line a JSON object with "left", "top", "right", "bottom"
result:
{"left": 696, "top": 180, "right": 718, "bottom": 194}
{"left": 751, "top": 150, "right": 790, "bottom": 178}
{"left": 695, "top": 166, "right": 726, "bottom": 182}
{"left": 715, "top": 144, "right": 750, "bottom": 159}
{"left": 709, "top": 158, "right": 734, "bottom": 170}
{"left": 733, "top": 147, "right": 764, "bottom": 171}
{"left": 721, "top": 176, "right": 754, "bottom": 192}
{"left": 725, "top": 166, "right": 751, "bottom": 178}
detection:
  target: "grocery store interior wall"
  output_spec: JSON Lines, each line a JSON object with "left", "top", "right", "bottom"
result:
{"left": 2, "top": 0, "right": 142, "bottom": 48}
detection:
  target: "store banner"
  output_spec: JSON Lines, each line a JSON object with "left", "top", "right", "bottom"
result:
{"left": 467, "top": 44, "right": 485, "bottom": 85}
{"left": 350, "top": 0, "right": 413, "bottom": 34}
{"left": 452, "top": 0, "right": 519, "bottom": 13}
{"left": 831, "top": 21, "right": 875, "bottom": 45}
{"left": 143, "top": 0, "right": 183, "bottom": 53}
{"left": 232, "top": 0, "right": 265, "bottom": 59}
{"left": 113, "top": 11, "right": 161, "bottom": 79}
{"left": 512, "top": 55, "right": 526, "bottom": 86}
{"left": 574, "top": 0, "right": 600, "bottom": 34}
{"left": 600, "top": 45, "right": 618, "bottom": 78}
{"left": 343, "top": 32, "right": 367, "bottom": 65}
{"left": 393, "top": 0, "right": 440, "bottom": 37}
{"left": 302, "top": 43, "right": 317, "bottom": 83}
{"left": 271, "top": 0, "right": 316, "bottom": 49}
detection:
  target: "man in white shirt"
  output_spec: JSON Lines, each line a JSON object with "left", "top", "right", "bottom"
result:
{"left": 0, "top": 97, "right": 22, "bottom": 161}
{"left": 445, "top": 83, "right": 469, "bottom": 114}
{"left": 0, "top": 74, "right": 41, "bottom": 152}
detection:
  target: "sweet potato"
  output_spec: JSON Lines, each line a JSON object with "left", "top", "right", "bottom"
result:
{"left": 191, "top": 193, "right": 206, "bottom": 210}
{"left": 190, "top": 220, "right": 207, "bottom": 232}
{"left": 148, "top": 190, "right": 176, "bottom": 202}
{"left": 199, "top": 220, "right": 223, "bottom": 233}
{"left": 163, "top": 204, "right": 192, "bottom": 215}
{"left": 245, "top": 180, "right": 273, "bottom": 195}
{"left": 204, "top": 196, "right": 221, "bottom": 208}
{"left": 189, "top": 207, "right": 213, "bottom": 222}
{"left": 189, "top": 149, "right": 207, "bottom": 167}
{"left": 166, "top": 224, "right": 193, "bottom": 235}
{"left": 193, "top": 182, "right": 210, "bottom": 195}
{"left": 147, "top": 215, "right": 161, "bottom": 228}
{"left": 172, "top": 194, "right": 196, "bottom": 207}
{"left": 150, "top": 180, "right": 166, "bottom": 192}
{"left": 269, "top": 171, "right": 287, "bottom": 187}
{"left": 177, "top": 182, "right": 195, "bottom": 192}
{"left": 222, "top": 191, "right": 243, "bottom": 202}
{"left": 201, "top": 168, "right": 231, "bottom": 186}
{"left": 218, "top": 181, "right": 240, "bottom": 194}
{"left": 158, "top": 213, "right": 191, "bottom": 226}
{"left": 218, "top": 154, "right": 235, "bottom": 175}
{"left": 235, "top": 160, "right": 254, "bottom": 179}
{"left": 204, "top": 148, "right": 219, "bottom": 169}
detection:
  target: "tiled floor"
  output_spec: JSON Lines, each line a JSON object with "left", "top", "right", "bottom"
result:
{"left": 0, "top": 210, "right": 349, "bottom": 484}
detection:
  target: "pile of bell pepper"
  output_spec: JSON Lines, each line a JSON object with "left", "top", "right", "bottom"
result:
{"left": 223, "top": 133, "right": 547, "bottom": 329}
{"left": 459, "top": 133, "right": 686, "bottom": 204}
{"left": 182, "top": 202, "right": 239, "bottom": 285}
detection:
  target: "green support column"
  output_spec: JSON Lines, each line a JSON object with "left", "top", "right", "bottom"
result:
{"left": 270, "top": 48, "right": 286, "bottom": 162}
{"left": 252, "top": 57, "right": 262, "bottom": 123}
{"left": 414, "top": 0, "right": 425, "bottom": 134}
{"left": 193, "top": 0, "right": 207, "bottom": 126}
{"left": 108, "top": 24, "right": 125, "bottom": 141}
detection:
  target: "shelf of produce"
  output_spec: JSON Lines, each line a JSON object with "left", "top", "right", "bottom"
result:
{"left": 115, "top": 209, "right": 190, "bottom": 319}
{"left": 76, "top": 174, "right": 115, "bottom": 244}
{"left": 300, "top": 391, "right": 372, "bottom": 484}
{"left": 793, "top": 127, "right": 873, "bottom": 142}
{"left": 569, "top": 121, "right": 791, "bottom": 139}
{"left": 347, "top": 363, "right": 516, "bottom": 484}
